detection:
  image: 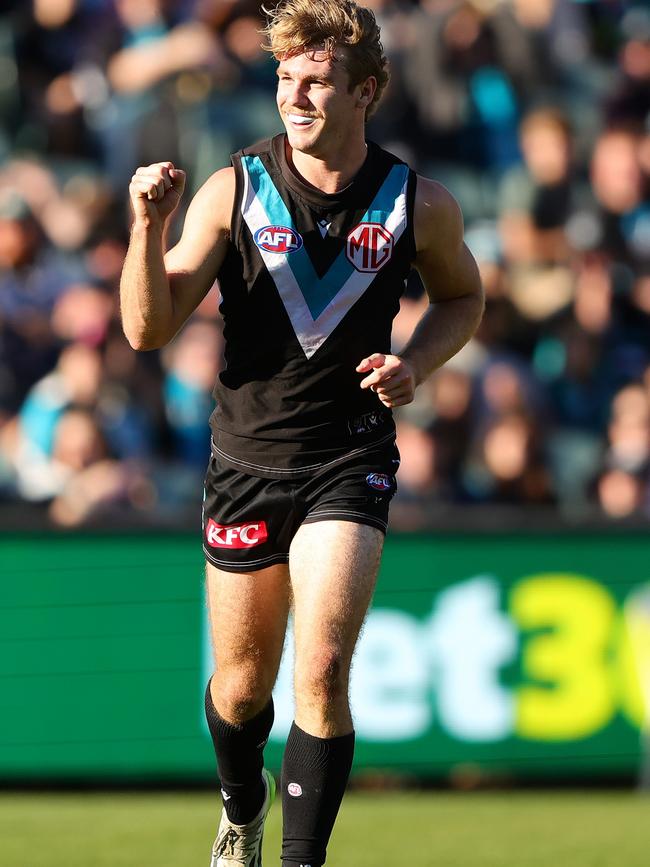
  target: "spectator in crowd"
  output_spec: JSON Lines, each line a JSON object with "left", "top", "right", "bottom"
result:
{"left": 465, "top": 411, "right": 555, "bottom": 506}
{"left": 498, "top": 107, "right": 575, "bottom": 267}
{"left": 595, "top": 379, "right": 650, "bottom": 519}
{"left": 45, "top": 405, "right": 151, "bottom": 527}
{"left": 588, "top": 125, "right": 649, "bottom": 266}
{"left": 161, "top": 318, "right": 223, "bottom": 468}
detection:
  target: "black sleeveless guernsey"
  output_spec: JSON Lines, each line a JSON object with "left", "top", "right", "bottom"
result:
{"left": 210, "top": 133, "right": 417, "bottom": 479}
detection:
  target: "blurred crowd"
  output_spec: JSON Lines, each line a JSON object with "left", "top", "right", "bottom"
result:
{"left": 0, "top": 0, "right": 649, "bottom": 527}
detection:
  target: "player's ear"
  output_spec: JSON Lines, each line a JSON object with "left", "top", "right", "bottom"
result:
{"left": 357, "top": 76, "right": 377, "bottom": 109}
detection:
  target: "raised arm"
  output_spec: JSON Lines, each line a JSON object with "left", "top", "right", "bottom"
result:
{"left": 120, "top": 162, "right": 235, "bottom": 350}
{"left": 357, "top": 176, "right": 484, "bottom": 407}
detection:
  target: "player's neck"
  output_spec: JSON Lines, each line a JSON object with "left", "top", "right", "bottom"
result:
{"left": 286, "top": 137, "right": 368, "bottom": 194}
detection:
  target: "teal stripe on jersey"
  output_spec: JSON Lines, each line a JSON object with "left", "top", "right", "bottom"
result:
{"left": 243, "top": 156, "right": 408, "bottom": 320}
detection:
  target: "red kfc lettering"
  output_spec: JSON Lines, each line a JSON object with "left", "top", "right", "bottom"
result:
{"left": 205, "top": 519, "right": 268, "bottom": 549}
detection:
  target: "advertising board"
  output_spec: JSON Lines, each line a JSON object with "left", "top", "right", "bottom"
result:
{"left": 0, "top": 532, "right": 646, "bottom": 781}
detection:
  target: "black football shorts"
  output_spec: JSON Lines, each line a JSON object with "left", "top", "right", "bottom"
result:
{"left": 202, "top": 438, "right": 400, "bottom": 573}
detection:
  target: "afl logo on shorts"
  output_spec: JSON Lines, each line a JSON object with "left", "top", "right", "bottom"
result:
{"left": 346, "top": 222, "right": 394, "bottom": 273}
{"left": 254, "top": 225, "right": 303, "bottom": 254}
{"left": 366, "top": 473, "right": 393, "bottom": 492}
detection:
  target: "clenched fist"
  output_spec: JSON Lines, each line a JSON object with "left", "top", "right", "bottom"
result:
{"left": 129, "top": 161, "right": 186, "bottom": 230}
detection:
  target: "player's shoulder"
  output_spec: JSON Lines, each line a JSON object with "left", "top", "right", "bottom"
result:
{"left": 188, "top": 137, "right": 277, "bottom": 232}
{"left": 414, "top": 175, "right": 464, "bottom": 253}
{"left": 185, "top": 166, "right": 236, "bottom": 234}
{"left": 415, "top": 175, "right": 462, "bottom": 222}
{"left": 199, "top": 165, "right": 236, "bottom": 198}
{"left": 365, "top": 143, "right": 458, "bottom": 223}
{"left": 413, "top": 175, "right": 463, "bottom": 251}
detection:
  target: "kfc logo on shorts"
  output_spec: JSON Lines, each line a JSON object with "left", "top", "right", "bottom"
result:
{"left": 287, "top": 782, "right": 303, "bottom": 797}
{"left": 205, "top": 519, "right": 268, "bottom": 548}
{"left": 254, "top": 225, "right": 303, "bottom": 254}
{"left": 346, "top": 222, "right": 394, "bottom": 273}
{"left": 366, "top": 473, "right": 393, "bottom": 492}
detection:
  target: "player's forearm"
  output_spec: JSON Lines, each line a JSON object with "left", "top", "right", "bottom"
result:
{"left": 120, "top": 224, "right": 174, "bottom": 351}
{"left": 399, "top": 290, "right": 484, "bottom": 386}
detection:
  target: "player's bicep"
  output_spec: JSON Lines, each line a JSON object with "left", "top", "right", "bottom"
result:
{"left": 164, "top": 167, "right": 235, "bottom": 330}
{"left": 413, "top": 176, "right": 482, "bottom": 304}
{"left": 415, "top": 241, "right": 482, "bottom": 306}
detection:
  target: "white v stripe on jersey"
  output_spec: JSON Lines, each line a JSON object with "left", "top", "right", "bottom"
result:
{"left": 241, "top": 161, "right": 409, "bottom": 359}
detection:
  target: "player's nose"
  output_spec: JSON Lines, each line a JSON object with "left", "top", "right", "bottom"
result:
{"left": 287, "top": 82, "right": 310, "bottom": 106}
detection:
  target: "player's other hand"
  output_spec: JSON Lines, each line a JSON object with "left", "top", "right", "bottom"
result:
{"left": 356, "top": 353, "right": 416, "bottom": 408}
{"left": 129, "top": 161, "right": 186, "bottom": 230}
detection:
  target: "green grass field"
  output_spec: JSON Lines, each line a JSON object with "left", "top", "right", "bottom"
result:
{"left": 2, "top": 789, "right": 648, "bottom": 867}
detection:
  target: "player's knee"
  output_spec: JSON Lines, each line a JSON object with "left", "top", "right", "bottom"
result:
{"left": 295, "top": 647, "right": 349, "bottom": 707}
{"left": 216, "top": 686, "right": 269, "bottom": 723}
{"left": 212, "top": 667, "right": 272, "bottom": 723}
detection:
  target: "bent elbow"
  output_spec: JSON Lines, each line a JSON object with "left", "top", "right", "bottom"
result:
{"left": 123, "top": 327, "right": 166, "bottom": 352}
{"left": 477, "top": 283, "right": 487, "bottom": 321}
{"left": 127, "top": 337, "right": 152, "bottom": 352}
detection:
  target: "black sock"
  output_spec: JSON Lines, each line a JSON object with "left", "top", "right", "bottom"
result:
{"left": 281, "top": 722, "right": 355, "bottom": 867}
{"left": 204, "top": 681, "right": 274, "bottom": 825}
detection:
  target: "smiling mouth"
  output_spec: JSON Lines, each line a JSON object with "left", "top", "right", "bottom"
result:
{"left": 287, "top": 113, "right": 317, "bottom": 127}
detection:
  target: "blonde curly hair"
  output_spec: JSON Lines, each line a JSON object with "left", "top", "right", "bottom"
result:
{"left": 262, "top": 0, "right": 389, "bottom": 118}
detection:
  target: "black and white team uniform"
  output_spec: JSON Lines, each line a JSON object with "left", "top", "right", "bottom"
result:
{"left": 202, "top": 133, "right": 417, "bottom": 571}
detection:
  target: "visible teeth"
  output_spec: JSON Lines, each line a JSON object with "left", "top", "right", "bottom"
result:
{"left": 288, "top": 114, "right": 315, "bottom": 125}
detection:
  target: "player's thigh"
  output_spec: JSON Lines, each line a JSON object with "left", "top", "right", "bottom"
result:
{"left": 206, "top": 561, "right": 291, "bottom": 682}
{"left": 288, "top": 520, "right": 384, "bottom": 667}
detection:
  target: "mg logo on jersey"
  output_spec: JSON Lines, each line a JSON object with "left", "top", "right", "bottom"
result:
{"left": 254, "top": 225, "right": 303, "bottom": 254}
{"left": 346, "top": 222, "right": 394, "bottom": 273}
{"left": 205, "top": 519, "right": 268, "bottom": 548}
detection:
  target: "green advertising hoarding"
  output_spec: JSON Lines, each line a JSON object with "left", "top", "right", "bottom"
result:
{"left": 0, "top": 532, "right": 647, "bottom": 782}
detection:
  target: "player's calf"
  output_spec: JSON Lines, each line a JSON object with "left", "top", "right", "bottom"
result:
{"left": 281, "top": 722, "right": 355, "bottom": 867}
{"left": 205, "top": 683, "right": 275, "bottom": 826}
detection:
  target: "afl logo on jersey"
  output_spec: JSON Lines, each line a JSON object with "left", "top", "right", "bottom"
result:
{"left": 346, "top": 222, "right": 394, "bottom": 273}
{"left": 254, "top": 225, "right": 303, "bottom": 254}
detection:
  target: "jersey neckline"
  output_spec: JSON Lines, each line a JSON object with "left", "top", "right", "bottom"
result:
{"left": 270, "top": 133, "right": 377, "bottom": 211}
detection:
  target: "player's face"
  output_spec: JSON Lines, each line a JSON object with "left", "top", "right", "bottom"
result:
{"left": 276, "top": 49, "right": 372, "bottom": 156}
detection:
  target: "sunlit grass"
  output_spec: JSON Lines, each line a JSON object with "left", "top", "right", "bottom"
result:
{"left": 2, "top": 789, "right": 648, "bottom": 866}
